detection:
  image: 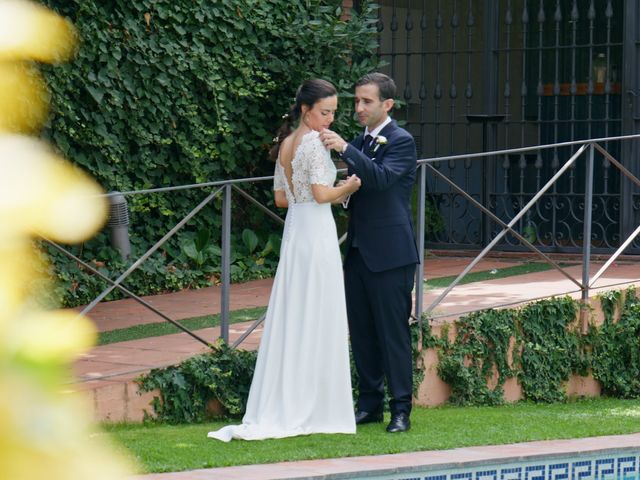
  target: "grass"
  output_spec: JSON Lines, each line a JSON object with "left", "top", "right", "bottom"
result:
{"left": 97, "top": 306, "right": 267, "bottom": 345}
{"left": 424, "top": 262, "right": 570, "bottom": 289}
{"left": 100, "top": 398, "right": 640, "bottom": 474}
{"left": 99, "top": 262, "right": 565, "bottom": 345}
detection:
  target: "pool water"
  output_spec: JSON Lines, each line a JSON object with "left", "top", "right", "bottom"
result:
{"left": 352, "top": 451, "right": 640, "bottom": 480}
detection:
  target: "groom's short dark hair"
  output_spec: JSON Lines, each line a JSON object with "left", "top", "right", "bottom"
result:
{"left": 356, "top": 73, "right": 396, "bottom": 101}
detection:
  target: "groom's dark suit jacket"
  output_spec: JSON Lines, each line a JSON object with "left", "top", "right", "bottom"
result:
{"left": 341, "top": 120, "right": 419, "bottom": 272}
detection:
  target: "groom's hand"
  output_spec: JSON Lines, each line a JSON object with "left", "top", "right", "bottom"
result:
{"left": 320, "top": 129, "right": 348, "bottom": 154}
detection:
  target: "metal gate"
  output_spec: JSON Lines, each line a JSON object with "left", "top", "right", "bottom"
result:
{"left": 371, "top": 0, "right": 639, "bottom": 253}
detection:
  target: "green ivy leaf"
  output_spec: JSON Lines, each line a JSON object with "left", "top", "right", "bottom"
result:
{"left": 242, "top": 229, "right": 259, "bottom": 254}
{"left": 85, "top": 85, "right": 105, "bottom": 104}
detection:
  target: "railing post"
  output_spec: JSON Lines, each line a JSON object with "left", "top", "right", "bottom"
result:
{"left": 415, "top": 163, "right": 426, "bottom": 325}
{"left": 220, "top": 183, "right": 232, "bottom": 343}
{"left": 580, "top": 143, "right": 595, "bottom": 332}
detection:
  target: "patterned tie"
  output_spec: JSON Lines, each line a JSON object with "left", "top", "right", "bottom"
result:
{"left": 363, "top": 134, "right": 374, "bottom": 155}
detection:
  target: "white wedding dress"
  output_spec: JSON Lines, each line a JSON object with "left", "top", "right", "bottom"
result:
{"left": 208, "top": 131, "right": 356, "bottom": 441}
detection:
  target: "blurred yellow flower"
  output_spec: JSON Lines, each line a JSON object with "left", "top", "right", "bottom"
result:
{"left": 0, "top": 135, "right": 108, "bottom": 242}
{"left": 0, "top": 61, "right": 50, "bottom": 133}
{"left": 0, "top": 374, "right": 134, "bottom": 480}
{"left": 0, "top": 3, "right": 135, "bottom": 479}
{"left": 0, "top": 240, "right": 42, "bottom": 325}
{"left": 0, "top": 0, "right": 77, "bottom": 63}
{"left": 4, "top": 310, "right": 96, "bottom": 366}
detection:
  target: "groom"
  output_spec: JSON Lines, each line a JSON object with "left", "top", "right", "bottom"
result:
{"left": 321, "top": 73, "right": 419, "bottom": 433}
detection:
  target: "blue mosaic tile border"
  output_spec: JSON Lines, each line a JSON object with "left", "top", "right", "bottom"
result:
{"left": 365, "top": 452, "right": 640, "bottom": 480}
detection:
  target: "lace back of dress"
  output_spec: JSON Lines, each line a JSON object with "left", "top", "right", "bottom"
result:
{"left": 275, "top": 131, "right": 336, "bottom": 205}
{"left": 291, "top": 132, "right": 335, "bottom": 204}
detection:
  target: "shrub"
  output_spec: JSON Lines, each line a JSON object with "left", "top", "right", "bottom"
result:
{"left": 39, "top": 0, "right": 381, "bottom": 307}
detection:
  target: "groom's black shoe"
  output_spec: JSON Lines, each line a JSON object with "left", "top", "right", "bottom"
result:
{"left": 386, "top": 413, "right": 411, "bottom": 433}
{"left": 355, "top": 410, "right": 384, "bottom": 425}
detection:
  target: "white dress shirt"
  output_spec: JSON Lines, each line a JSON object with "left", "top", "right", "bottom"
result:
{"left": 364, "top": 115, "right": 392, "bottom": 140}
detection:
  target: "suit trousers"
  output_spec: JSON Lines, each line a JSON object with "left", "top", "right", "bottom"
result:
{"left": 344, "top": 247, "right": 416, "bottom": 416}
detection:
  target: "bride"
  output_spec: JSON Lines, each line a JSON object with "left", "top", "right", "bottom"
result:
{"left": 208, "top": 79, "right": 361, "bottom": 442}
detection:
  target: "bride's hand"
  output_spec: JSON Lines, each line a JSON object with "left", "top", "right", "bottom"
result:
{"left": 345, "top": 175, "right": 361, "bottom": 193}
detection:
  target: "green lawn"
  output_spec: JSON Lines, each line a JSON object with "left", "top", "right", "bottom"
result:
{"left": 424, "top": 262, "right": 570, "bottom": 289}
{"left": 97, "top": 306, "right": 267, "bottom": 345}
{"left": 101, "top": 398, "right": 640, "bottom": 474}
{"left": 99, "top": 262, "right": 562, "bottom": 345}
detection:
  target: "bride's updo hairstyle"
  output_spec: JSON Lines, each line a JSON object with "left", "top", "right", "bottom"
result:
{"left": 269, "top": 78, "right": 337, "bottom": 161}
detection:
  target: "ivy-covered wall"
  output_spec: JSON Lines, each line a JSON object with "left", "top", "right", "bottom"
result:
{"left": 38, "top": 0, "right": 380, "bottom": 306}
{"left": 417, "top": 290, "right": 640, "bottom": 407}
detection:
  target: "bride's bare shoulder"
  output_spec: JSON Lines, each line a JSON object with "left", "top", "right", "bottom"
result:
{"left": 281, "top": 134, "right": 295, "bottom": 149}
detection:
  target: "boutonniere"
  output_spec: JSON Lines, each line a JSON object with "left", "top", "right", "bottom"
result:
{"left": 373, "top": 135, "right": 388, "bottom": 152}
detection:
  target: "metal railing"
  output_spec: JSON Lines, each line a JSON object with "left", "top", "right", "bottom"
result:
{"left": 53, "top": 133, "right": 640, "bottom": 349}
{"left": 416, "top": 133, "right": 640, "bottom": 324}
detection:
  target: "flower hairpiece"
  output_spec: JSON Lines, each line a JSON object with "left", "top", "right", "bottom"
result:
{"left": 272, "top": 136, "right": 279, "bottom": 143}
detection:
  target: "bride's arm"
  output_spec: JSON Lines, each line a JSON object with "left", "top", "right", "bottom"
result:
{"left": 311, "top": 176, "right": 360, "bottom": 204}
{"left": 330, "top": 180, "right": 349, "bottom": 205}
{"left": 274, "top": 190, "right": 288, "bottom": 208}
